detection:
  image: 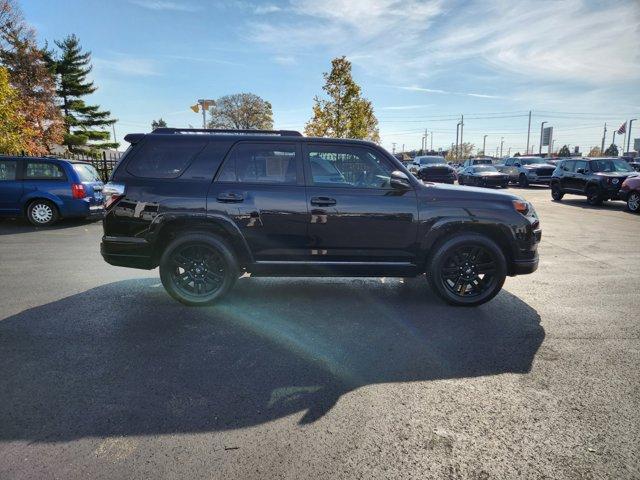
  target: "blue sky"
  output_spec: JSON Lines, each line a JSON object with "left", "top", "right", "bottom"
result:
{"left": 21, "top": 0, "right": 640, "bottom": 154}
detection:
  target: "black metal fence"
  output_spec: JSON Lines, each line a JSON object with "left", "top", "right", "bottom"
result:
{"left": 4, "top": 151, "right": 123, "bottom": 182}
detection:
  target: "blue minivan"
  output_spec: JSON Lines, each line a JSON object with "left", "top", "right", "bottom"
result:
{"left": 0, "top": 156, "right": 105, "bottom": 226}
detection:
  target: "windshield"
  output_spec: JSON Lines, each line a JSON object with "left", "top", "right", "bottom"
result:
{"left": 73, "top": 163, "right": 101, "bottom": 182}
{"left": 418, "top": 156, "right": 445, "bottom": 165}
{"left": 590, "top": 159, "right": 634, "bottom": 173}
{"left": 474, "top": 166, "right": 498, "bottom": 172}
{"left": 474, "top": 159, "right": 493, "bottom": 164}
{"left": 520, "top": 158, "right": 546, "bottom": 165}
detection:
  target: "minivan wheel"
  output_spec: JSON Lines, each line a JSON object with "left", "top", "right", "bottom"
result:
{"left": 427, "top": 233, "right": 507, "bottom": 307}
{"left": 586, "top": 185, "right": 603, "bottom": 206}
{"left": 627, "top": 191, "right": 640, "bottom": 213}
{"left": 159, "top": 233, "right": 238, "bottom": 306}
{"left": 27, "top": 199, "right": 59, "bottom": 226}
{"left": 551, "top": 183, "right": 564, "bottom": 201}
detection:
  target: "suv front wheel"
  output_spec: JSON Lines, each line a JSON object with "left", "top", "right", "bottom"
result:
{"left": 427, "top": 233, "right": 507, "bottom": 306}
{"left": 159, "top": 233, "right": 239, "bottom": 306}
{"left": 551, "top": 183, "right": 564, "bottom": 201}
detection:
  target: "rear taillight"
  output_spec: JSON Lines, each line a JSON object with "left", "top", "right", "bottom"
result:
{"left": 71, "top": 183, "right": 86, "bottom": 199}
{"left": 103, "top": 182, "right": 125, "bottom": 209}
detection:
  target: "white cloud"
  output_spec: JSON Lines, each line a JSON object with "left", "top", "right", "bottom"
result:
{"left": 94, "top": 55, "right": 161, "bottom": 77}
{"left": 254, "top": 4, "right": 281, "bottom": 14}
{"left": 380, "top": 104, "right": 434, "bottom": 110}
{"left": 129, "top": 0, "right": 201, "bottom": 12}
{"left": 273, "top": 55, "right": 296, "bottom": 65}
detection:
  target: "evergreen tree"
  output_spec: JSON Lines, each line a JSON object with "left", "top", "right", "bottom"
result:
{"left": 604, "top": 144, "right": 618, "bottom": 156}
{"left": 0, "top": 1, "right": 63, "bottom": 154}
{"left": 305, "top": 56, "right": 380, "bottom": 143}
{"left": 557, "top": 145, "right": 571, "bottom": 157}
{"left": 151, "top": 118, "right": 167, "bottom": 130}
{"left": 50, "top": 34, "right": 117, "bottom": 153}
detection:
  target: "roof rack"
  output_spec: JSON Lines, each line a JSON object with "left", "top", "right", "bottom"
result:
{"left": 151, "top": 128, "right": 303, "bottom": 137}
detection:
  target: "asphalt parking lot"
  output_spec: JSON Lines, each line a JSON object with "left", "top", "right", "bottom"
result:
{"left": 0, "top": 186, "right": 638, "bottom": 479}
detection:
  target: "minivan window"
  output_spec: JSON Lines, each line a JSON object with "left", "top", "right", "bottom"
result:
{"left": 307, "top": 146, "right": 393, "bottom": 189}
{"left": 0, "top": 160, "right": 17, "bottom": 180}
{"left": 126, "top": 138, "right": 207, "bottom": 179}
{"left": 217, "top": 143, "right": 298, "bottom": 184}
{"left": 25, "top": 162, "right": 65, "bottom": 180}
{"left": 73, "top": 163, "right": 101, "bottom": 182}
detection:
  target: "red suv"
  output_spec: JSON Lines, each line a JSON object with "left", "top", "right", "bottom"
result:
{"left": 619, "top": 176, "right": 640, "bottom": 213}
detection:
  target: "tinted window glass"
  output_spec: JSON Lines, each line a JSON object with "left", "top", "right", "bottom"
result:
{"left": 561, "top": 160, "right": 575, "bottom": 172}
{"left": 521, "top": 158, "right": 546, "bottom": 165}
{"left": 127, "top": 138, "right": 207, "bottom": 178}
{"left": 217, "top": 143, "right": 298, "bottom": 184}
{"left": 474, "top": 166, "right": 498, "bottom": 172}
{"left": 505, "top": 159, "right": 512, "bottom": 166}
{"left": 575, "top": 160, "right": 588, "bottom": 173}
{"left": 590, "top": 159, "right": 634, "bottom": 172}
{"left": 73, "top": 164, "right": 101, "bottom": 182}
{"left": 25, "top": 162, "right": 65, "bottom": 179}
{"left": 307, "top": 146, "right": 393, "bottom": 189}
{"left": 0, "top": 160, "right": 17, "bottom": 180}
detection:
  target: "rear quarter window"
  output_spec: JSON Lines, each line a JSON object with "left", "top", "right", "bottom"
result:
{"left": 25, "top": 162, "right": 66, "bottom": 180}
{"left": 126, "top": 138, "right": 207, "bottom": 179}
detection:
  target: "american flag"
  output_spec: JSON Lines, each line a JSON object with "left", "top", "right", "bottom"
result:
{"left": 617, "top": 122, "right": 627, "bottom": 135}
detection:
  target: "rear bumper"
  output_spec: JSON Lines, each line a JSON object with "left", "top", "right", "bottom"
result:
{"left": 101, "top": 235, "right": 154, "bottom": 269}
{"left": 511, "top": 254, "right": 539, "bottom": 275}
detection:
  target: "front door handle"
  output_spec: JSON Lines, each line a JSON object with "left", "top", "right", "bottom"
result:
{"left": 217, "top": 192, "right": 244, "bottom": 203}
{"left": 310, "top": 196, "right": 336, "bottom": 207}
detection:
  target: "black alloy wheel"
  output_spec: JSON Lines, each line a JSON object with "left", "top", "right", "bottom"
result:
{"left": 159, "top": 233, "right": 238, "bottom": 306}
{"left": 518, "top": 174, "right": 529, "bottom": 188}
{"left": 586, "top": 185, "right": 603, "bottom": 206}
{"left": 427, "top": 233, "right": 507, "bottom": 306}
{"left": 551, "top": 183, "right": 564, "bottom": 201}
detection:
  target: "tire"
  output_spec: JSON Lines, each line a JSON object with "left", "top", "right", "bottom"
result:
{"left": 627, "top": 191, "right": 640, "bottom": 213}
{"left": 586, "top": 185, "right": 603, "bottom": 206}
{"left": 26, "top": 199, "right": 59, "bottom": 226}
{"left": 458, "top": 177, "right": 464, "bottom": 185}
{"left": 159, "top": 233, "right": 239, "bottom": 306}
{"left": 427, "top": 233, "right": 507, "bottom": 307}
{"left": 518, "top": 173, "right": 529, "bottom": 188}
{"left": 551, "top": 183, "right": 564, "bottom": 201}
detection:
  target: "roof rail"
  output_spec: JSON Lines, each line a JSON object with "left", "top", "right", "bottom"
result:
{"left": 151, "top": 128, "right": 303, "bottom": 137}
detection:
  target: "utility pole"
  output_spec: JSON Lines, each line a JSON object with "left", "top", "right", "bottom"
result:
{"left": 526, "top": 110, "right": 531, "bottom": 154}
{"left": 392, "top": 142, "right": 396, "bottom": 154}
{"left": 483, "top": 135, "right": 488, "bottom": 155}
{"left": 460, "top": 115, "right": 464, "bottom": 158}
{"left": 601, "top": 122, "right": 607, "bottom": 154}
{"left": 508, "top": 147, "right": 511, "bottom": 156}
{"left": 402, "top": 143, "right": 405, "bottom": 153}
{"left": 430, "top": 132, "right": 433, "bottom": 151}
{"left": 112, "top": 123, "right": 118, "bottom": 145}
{"left": 424, "top": 128, "right": 428, "bottom": 153}
{"left": 539, "top": 121, "right": 547, "bottom": 154}
{"left": 627, "top": 119, "right": 637, "bottom": 154}
{"left": 612, "top": 132, "right": 616, "bottom": 155}
{"left": 455, "top": 122, "right": 461, "bottom": 160}
{"left": 500, "top": 137, "right": 504, "bottom": 157}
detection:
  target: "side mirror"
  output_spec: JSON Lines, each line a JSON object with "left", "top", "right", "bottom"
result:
{"left": 577, "top": 168, "right": 586, "bottom": 174}
{"left": 514, "top": 162, "right": 521, "bottom": 167}
{"left": 390, "top": 170, "right": 411, "bottom": 190}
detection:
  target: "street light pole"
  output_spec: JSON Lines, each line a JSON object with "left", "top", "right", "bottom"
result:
{"left": 455, "top": 122, "right": 461, "bottom": 160}
{"left": 539, "top": 121, "right": 547, "bottom": 154}
{"left": 460, "top": 115, "right": 464, "bottom": 158}
{"left": 627, "top": 119, "right": 637, "bottom": 154}
{"left": 430, "top": 132, "right": 433, "bottom": 151}
{"left": 483, "top": 135, "right": 487, "bottom": 155}
{"left": 601, "top": 122, "right": 607, "bottom": 154}
{"left": 500, "top": 137, "right": 504, "bottom": 157}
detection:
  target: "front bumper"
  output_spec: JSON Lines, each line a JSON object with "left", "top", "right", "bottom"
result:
{"left": 526, "top": 174, "right": 552, "bottom": 184}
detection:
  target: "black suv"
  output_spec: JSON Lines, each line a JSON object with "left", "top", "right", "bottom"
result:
{"left": 408, "top": 155, "right": 456, "bottom": 184}
{"left": 550, "top": 157, "right": 638, "bottom": 205}
{"left": 101, "top": 128, "right": 540, "bottom": 307}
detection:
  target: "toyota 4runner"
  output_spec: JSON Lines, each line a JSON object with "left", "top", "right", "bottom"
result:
{"left": 101, "top": 128, "right": 540, "bottom": 307}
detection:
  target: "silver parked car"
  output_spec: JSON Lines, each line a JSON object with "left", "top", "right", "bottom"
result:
{"left": 496, "top": 157, "right": 556, "bottom": 187}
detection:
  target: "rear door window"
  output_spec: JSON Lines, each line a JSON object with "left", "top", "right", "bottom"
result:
{"left": 574, "top": 160, "right": 588, "bottom": 173}
{"left": 73, "top": 164, "right": 101, "bottom": 182}
{"left": 126, "top": 138, "right": 207, "bottom": 178}
{"left": 0, "top": 160, "right": 18, "bottom": 180}
{"left": 562, "top": 160, "right": 575, "bottom": 172}
{"left": 25, "top": 162, "right": 66, "bottom": 180}
{"left": 217, "top": 143, "right": 299, "bottom": 184}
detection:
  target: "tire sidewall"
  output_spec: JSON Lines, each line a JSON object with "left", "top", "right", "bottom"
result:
{"left": 551, "top": 183, "right": 563, "bottom": 201}
{"left": 427, "top": 233, "right": 507, "bottom": 307}
{"left": 27, "top": 200, "right": 59, "bottom": 226}
{"left": 628, "top": 191, "right": 640, "bottom": 213}
{"left": 159, "top": 233, "right": 238, "bottom": 306}
{"left": 586, "top": 185, "right": 602, "bottom": 205}
{"left": 518, "top": 174, "right": 529, "bottom": 187}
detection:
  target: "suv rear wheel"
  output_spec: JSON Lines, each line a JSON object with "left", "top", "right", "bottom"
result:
{"left": 551, "top": 183, "right": 564, "bottom": 201}
{"left": 159, "top": 233, "right": 238, "bottom": 306}
{"left": 27, "top": 199, "right": 59, "bottom": 226}
{"left": 427, "top": 233, "right": 507, "bottom": 306}
{"left": 627, "top": 191, "right": 640, "bottom": 213}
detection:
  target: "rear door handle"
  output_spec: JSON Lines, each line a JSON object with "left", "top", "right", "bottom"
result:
{"left": 310, "top": 196, "right": 336, "bottom": 207}
{"left": 217, "top": 192, "right": 244, "bottom": 203}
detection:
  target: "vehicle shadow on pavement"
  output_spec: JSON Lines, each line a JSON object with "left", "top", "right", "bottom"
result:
{"left": 553, "top": 199, "right": 628, "bottom": 212}
{"left": 0, "top": 276, "right": 544, "bottom": 443}
{"left": 0, "top": 217, "right": 101, "bottom": 235}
